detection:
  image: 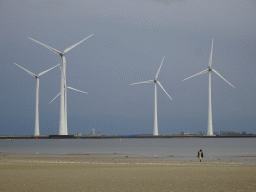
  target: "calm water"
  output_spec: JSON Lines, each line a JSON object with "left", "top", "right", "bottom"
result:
{"left": 0, "top": 138, "right": 256, "bottom": 158}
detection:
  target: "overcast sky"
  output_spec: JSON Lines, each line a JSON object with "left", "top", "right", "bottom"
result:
{"left": 0, "top": 0, "right": 255, "bottom": 135}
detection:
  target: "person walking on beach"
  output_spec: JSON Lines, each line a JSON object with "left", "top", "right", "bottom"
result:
{"left": 198, "top": 149, "right": 203, "bottom": 162}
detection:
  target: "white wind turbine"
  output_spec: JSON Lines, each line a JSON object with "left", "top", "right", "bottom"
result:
{"left": 28, "top": 34, "right": 94, "bottom": 135}
{"left": 130, "top": 57, "right": 172, "bottom": 136}
{"left": 14, "top": 62, "right": 60, "bottom": 136}
{"left": 182, "top": 39, "right": 235, "bottom": 135}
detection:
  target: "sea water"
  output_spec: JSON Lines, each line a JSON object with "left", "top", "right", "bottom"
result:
{"left": 0, "top": 138, "right": 255, "bottom": 158}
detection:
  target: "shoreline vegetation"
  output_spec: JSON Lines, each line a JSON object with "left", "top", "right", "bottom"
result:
{"left": 0, "top": 153, "right": 256, "bottom": 191}
{"left": 1, "top": 134, "right": 256, "bottom": 139}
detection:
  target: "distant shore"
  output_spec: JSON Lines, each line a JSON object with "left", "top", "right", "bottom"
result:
{"left": 0, "top": 153, "right": 256, "bottom": 192}
{"left": 1, "top": 134, "right": 256, "bottom": 139}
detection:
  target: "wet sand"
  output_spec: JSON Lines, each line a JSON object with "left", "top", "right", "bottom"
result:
{"left": 0, "top": 153, "right": 256, "bottom": 192}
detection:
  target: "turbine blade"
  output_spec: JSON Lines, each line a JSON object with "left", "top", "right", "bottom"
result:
{"left": 67, "top": 86, "right": 88, "bottom": 94}
{"left": 50, "top": 92, "right": 61, "bottom": 103}
{"left": 28, "top": 37, "right": 61, "bottom": 55}
{"left": 130, "top": 80, "right": 154, "bottom": 85}
{"left": 157, "top": 81, "right": 172, "bottom": 100}
{"left": 38, "top": 63, "right": 60, "bottom": 76}
{"left": 155, "top": 56, "right": 165, "bottom": 79}
{"left": 182, "top": 69, "right": 208, "bottom": 81}
{"left": 208, "top": 38, "right": 214, "bottom": 67}
{"left": 14, "top": 62, "right": 37, "bottom": 77}
{"left": 212, "top": 69, "right": 235, "bottom": 88}
{"left": 64, "top": 34, "right": 94, "bottom": 54}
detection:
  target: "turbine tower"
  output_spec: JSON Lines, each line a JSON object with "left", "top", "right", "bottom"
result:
{"left": 14, "top": 62, "right": 59, "bottom": 136}
{"left": 182, "top": 39, "right": 235, "bottom": 135}
{"left": 130, "top": 57, "right": 172, "bottom": 136}
{"left": 28, "top": 34, "right": 94, "bottom": 135}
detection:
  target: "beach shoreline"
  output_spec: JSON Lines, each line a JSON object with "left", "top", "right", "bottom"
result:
{"left": 1, "top": 153, "right": 256, "bottom": 191}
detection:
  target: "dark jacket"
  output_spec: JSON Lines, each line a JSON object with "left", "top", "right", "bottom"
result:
{"left": 197, "top": 151, "right": 203, "bottom": 158}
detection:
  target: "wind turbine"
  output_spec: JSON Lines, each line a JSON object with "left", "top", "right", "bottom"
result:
{"left": 182, "top": 39, "right": 235, "bottom": 135}
{"left": 130, "top": 57, "right": 172, "bottom": 136}
{"left": 28, "top": 34, "right": 94, "bottom": 135}
{"left": 13, "top": 62, "right": 60, "bottom": 136}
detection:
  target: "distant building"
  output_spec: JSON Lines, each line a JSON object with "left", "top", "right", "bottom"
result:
{"left": 219, "top": 131, "right": 247, "bottom": 135}
{"left": 213, "top": 131, "right": 219, "bottom": 135}
{"left": 197, "top": 131, "right": 203, "bottom": 136}
{"left": 241, "top": 131, "right": 247, "bottom": 135}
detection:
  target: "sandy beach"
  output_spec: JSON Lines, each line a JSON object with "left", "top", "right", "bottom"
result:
{"left": 0, "top": 153, "right": 256, "bottom": 192}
